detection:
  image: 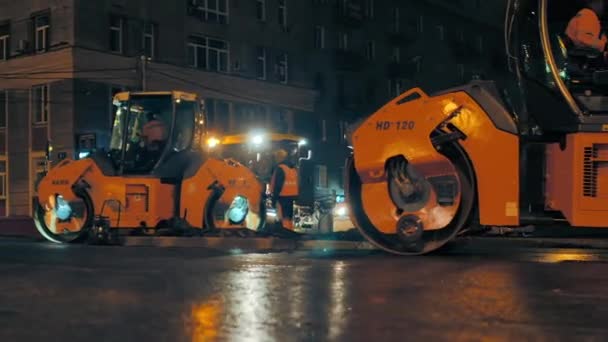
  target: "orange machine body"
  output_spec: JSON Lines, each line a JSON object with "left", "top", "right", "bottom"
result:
{"left": 351, "top": 88, "right": 520, "bottom": 233}
{"left": 545, "top": 133, "right": 608, "bottom": 227}
{"left": 37, "top": 156, "right": 264, "bottom": 232}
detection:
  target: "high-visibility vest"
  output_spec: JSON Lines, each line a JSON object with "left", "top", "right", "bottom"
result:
{"left": 271, "top": 164, "right": 299, "bottom": 197}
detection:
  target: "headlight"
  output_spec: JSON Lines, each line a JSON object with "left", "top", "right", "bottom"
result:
{"left": 207, "top": 137, "right": 220, "bottom": 148}
{"left": 251, "top": 135, "right": 264, "bottom": 145}
{"left": 55, "top": 195, "right": 72, "bottom": 221}
{"left": 334, "top": 204, "right": 348, "bottom": 217}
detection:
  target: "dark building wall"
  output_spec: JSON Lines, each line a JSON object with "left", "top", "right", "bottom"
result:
{"left": 7, "top": 89, "right": 30, "bottom": 216}
{"left": 0, "top": 0, "right": 508, "bottom": 216}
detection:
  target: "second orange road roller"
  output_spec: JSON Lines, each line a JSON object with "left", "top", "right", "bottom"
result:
{"left": 346, "top": 0, "right": 608, "bottom": 255}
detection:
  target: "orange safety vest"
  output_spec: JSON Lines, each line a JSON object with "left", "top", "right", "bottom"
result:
{"left": 566, "top": 8, "right": 607, "bottom": 52}
{"left": 270, "top": 164, "right": 299, "bottom": 197}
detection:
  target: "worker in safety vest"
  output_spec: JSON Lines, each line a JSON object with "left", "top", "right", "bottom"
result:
{"left": 566, "top": 0, "right": 607, "bottom": 54}
{"left": 269, "top": 148, "right": 299, "bottom": 230}
{"left": 141, "top": 112, "right": 168, "bottom": 152}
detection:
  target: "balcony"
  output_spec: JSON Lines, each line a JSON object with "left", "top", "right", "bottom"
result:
{"left": 333, "top": 50, "right": 366, "bottom": 71}
{"left": 334, "top": 2, "right": 364, "bottom": 28}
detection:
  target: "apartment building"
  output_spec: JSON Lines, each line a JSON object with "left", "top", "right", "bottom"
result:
{"left": 0, "top": 0, "right": 503, "bottom": 217}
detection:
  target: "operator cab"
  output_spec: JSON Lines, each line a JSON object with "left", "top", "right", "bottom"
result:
{"left": 510, "top": 0, "right": 608, "bottom": 132}
{"left": 110, "top": 91, "right": 206, "bottom": 175}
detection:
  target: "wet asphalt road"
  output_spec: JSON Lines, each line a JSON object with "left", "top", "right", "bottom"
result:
{"left": 1, "top": 238, "right": 608, "bottom": 341}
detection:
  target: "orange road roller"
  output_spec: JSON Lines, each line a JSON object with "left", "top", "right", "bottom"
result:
{"left": 34, "top": 91, "right": 266, "bottom": 243}
{"left": 346, "top": 0, "right": 608, "bottom": 254}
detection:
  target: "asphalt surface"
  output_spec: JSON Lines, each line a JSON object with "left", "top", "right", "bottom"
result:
{"left": 2, "top": 238, "right": 608, "bottom": 341}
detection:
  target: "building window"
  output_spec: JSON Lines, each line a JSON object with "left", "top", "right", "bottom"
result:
{"left": 339, "top": 121, "right": 348, "bottom": 144}
{"left": 391, "top": 46, "right": 400, "bottom": 63}
{"left": 34, "top": 14, "right": 50, "bottom": 53}
{"left": 187, "top": 36, "right": 206, "bottom": 68}
{"left": 364, "top": 0, "right": 374, "bottom": 18}
{"left": 337, "top": 74, "right": 345, "bottom": 106}
{"left": 314, "top": 26, "right": 325, "bottom": 49}
{"left": 276, "top": 53, "right": 288, "bottom": 83}
{"left": 0, "top": 160, "right": 6, "bottom": 201}
{"left": 315, "top": 165, "right": 328, "bottom": 188}
{"left": 0, "top": 90, "right": 6, "bottom": 128}
{"left": 392, "top": 7, "right": 400, "bottom": 33}
{"left": 194, "top": 0, "right": 229, "bottom": 24}
{"left": 110, "top": 16, "right": 123, "bottom": 53}
{"left": 32, "top": 155, "right": 47, "bottom": 197}
{"left": 417, "top": 15, "right": 424, "bottom": 33}
{"left": 436, "top": 25, "right": 444, "bottom": 41}
{"left": 388, "top": 79, "right": 404, "bottom": 98}
{"left": 256, "top": 0, "right": 266, "bottom": 21}
{"left": 187, "top": 36, "right": 229, "bottom": 72}
{"left": 32, "top": 85, "right": 49, "bottom": 125}
{"left": 208, "top": 38, "right": 229, "bottom": 72}
{"left": 338, "top": 32, "right": 349, "bottom": 50}
{"left": 0, "top": 24, "right": 9, "bottom": 61}
{"left": 365, "top": 40, "right": 375, "bottom": 60}
{"left": 256, "top": 47, "right": 266, "bottom": 80}
{"left": 321, "top": 119, "right": 327, "bottom": 142}
{"left": 457, "top": 64, "right": 465, "bottom": 81}
{"left": 278, "top": 0, "right": 287, "bottom": 29}
{"left": 143, "top": 22, "right": 155, "bottom": 58}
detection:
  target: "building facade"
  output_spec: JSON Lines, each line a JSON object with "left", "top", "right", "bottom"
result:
{"left": 0, "top": 0, "right": 504, "bottom": 217}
